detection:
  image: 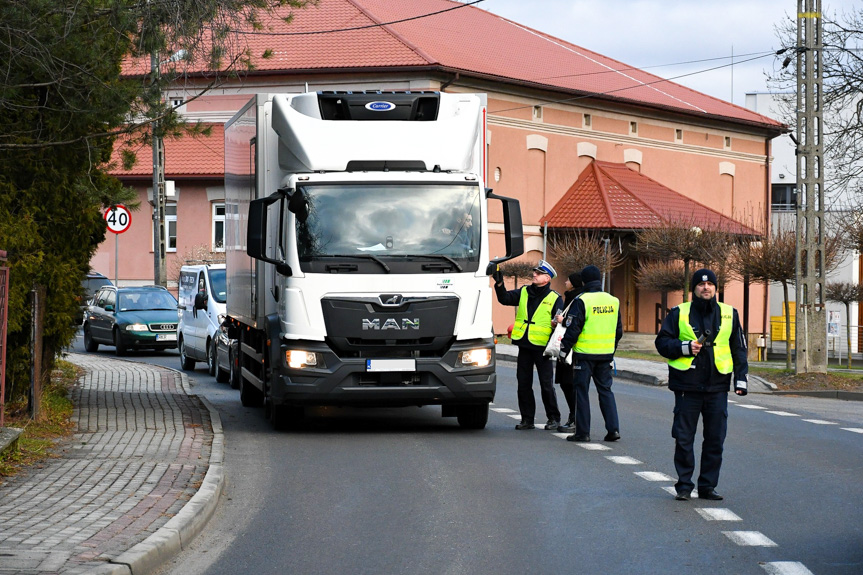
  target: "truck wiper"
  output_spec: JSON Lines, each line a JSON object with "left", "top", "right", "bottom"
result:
{"left": 411, "top": 254, "right": 463, "bottom": 272}
{"left": 322, "top": 254, "right": 391, "bottom": 273}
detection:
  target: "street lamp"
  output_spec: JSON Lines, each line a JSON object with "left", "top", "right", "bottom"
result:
{"left": 151, "top": 49, "right": 186, "bottom": 287}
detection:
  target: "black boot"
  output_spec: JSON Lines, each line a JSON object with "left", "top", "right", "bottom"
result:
{"left": 515, "top": 419, "right": 535, "bottom": 430}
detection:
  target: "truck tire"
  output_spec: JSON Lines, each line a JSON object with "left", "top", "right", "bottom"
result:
{"left": 83, "top": 324, "right": 98, "bottom": 352}
{"left": 456, "top": 403, "right": 489, "bottom": 430}
{"left": 268, "top": 401, "right": 303, "bottom": 431}
{"left": 207, "top": 339, "right": 217, "bottom": 376}
{"left": 179, "top": 337, "right": 195, "bottom": 371}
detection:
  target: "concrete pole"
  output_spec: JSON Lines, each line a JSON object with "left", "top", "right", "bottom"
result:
{"left": 151, "top": 53, "right": 166, "bottom": 288}
{"left": 795, "top": 0, "right": 827, "bottom": 373}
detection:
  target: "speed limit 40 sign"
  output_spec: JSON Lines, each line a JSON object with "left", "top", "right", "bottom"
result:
{"left": 104, "top": 204, "right": 132, "bottom": 234}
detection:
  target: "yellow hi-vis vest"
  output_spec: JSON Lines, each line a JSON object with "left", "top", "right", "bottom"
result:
{"left": 511, "top": 288, "right": 558, "bottom": 346}
{"left": 668, "top": 301, "right": 734, "bottom": 373}
{"left": 573, "top": 292, "right": 619, "bottom": 355}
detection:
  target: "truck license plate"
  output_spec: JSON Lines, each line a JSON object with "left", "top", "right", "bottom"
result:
{"left": 366, "top": 359, "right": 416, "bottom": 372}
{"left": 156, "top": 333, "right": 177, "bottom": 341}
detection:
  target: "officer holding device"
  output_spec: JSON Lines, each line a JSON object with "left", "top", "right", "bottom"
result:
{"left": 654, "top": 269, "right": 748, "bottom": 502}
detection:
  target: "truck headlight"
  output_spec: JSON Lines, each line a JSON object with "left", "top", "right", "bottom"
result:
{"left": 456, "top": 348, "right": 492, "bottom": 367}
{"left": 125, "top": 323, "right": 149, "bottom": 332}
{"left": 286, "top": 350, "right": 324, "bottom": 369}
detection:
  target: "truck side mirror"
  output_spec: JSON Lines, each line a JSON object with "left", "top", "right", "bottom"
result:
{"left": 485, "top": 188, "right": 524, "bottom": 274}
{"left": 247, "top": 190, "right": 293, "bottom": 277}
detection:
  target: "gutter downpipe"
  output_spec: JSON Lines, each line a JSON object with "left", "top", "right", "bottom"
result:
{"left": 763, "top": 137, "right": 772, "bottom": 346}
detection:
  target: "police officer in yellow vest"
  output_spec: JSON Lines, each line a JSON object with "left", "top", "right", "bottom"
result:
{"left": 558, "top": 265, "right": 623, "bottom": 443}
{"left": 655, "top": 269, "right": 748, "bottom": 502}
{"left": 494, "top": 259, "right": 563, "bottom": 430}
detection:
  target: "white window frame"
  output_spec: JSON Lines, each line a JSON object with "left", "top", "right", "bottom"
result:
{"left": 166, "top": 203, "right": 177, "bottom": 253}
{"left": 213, "top": 202, "right": 226, "bottom": 252}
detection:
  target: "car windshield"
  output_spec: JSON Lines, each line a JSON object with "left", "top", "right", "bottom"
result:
{"left": 295, "top": 183, "right": 481, "bottom": 261}
{"left": 117, "top": 291, "right": 178, "bottom": 311}
{"left": 208, "top": 269, "right": 226, "bottom": 303}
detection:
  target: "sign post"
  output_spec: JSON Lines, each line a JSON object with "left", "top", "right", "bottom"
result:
{"left": 104, "top": 205, "right": 132, "bottom": 285}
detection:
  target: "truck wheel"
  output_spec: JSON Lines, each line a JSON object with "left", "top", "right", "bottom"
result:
{"left": 83, "top": 324, "right": 98, "bottom": 352}
{"left": 207, "top": 339, "right": 217, "bottom": 376}
{"left": 269, "top": 401, "right": 303, "bottom": 431}
{"left": 179, "top": 337, "right": 195, "bottom": 371}
{"left": 456, "top": 403, "right": 489, "bottom": 430}
{"left": 228, "top": 348, "right": 241, "bottom": 389}
{"left": 113, "top": 328, "right": 127, "bottom": 356}
{"left": 240, "top": 375, "right": 264, "bottom": 407}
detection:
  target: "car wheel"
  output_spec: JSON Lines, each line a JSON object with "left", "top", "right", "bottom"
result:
{"left": 179, "top": 337, "right": 195, "bottom": 371}
{"left": 456, "top": 403, "right": 489, "bottom": 429}
{"left": 215, "top": 344, "right": 229, "bottom": 383}
{"left": 113, "top": 328, "right": 127, "bottom": 357}
{"left": 207, "top": 339, "right": 217, "bottom": 376}
{"left": 229, "top": 347, "right": 240, "bottom": 389}
{"left": 83, "top": 324, "right": 98, "bottom": 352}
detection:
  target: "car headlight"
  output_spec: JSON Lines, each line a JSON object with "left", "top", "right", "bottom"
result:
{"left": 456, "top": 348, "right": 492, "bottom": 368}
{"left": 125, "top": 323, "right": 149, "bottom": 332}
{"left": 286, "top": 350, "right": 325, "bottom": 369}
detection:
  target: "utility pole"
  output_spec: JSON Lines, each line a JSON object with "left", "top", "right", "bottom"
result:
{"left": 151, "top": 52, "right": 167, "bottom": 288}
{"left": 794, "top": 0, "right": 826, "bottom": 373}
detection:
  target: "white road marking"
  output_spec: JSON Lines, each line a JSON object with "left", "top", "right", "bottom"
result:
{"left": 696, "top": 508, "right": 741, "bottom": 521}
{"left": 634, "top": 471, "right": 673, "bottom": 482}
{"left": 766, "top": 411, "right": 799, "bottom": 417}
{"left": 761, "top": 561, "right": 815, "bottom": 575}
{"left": 491, "top": 407, "right": 517, "bottom": 413}
{"left": 842, "top": 427, "right": 863, "bottom": 434}
{"left": 606, "top": 455, "right": 641, "bottom": 465}
{"left": 662, "top": 486, "right": 699, "bottom": 498}
{"left": 576, "top": 443, "right": 612, "bottom": 451}
{"left": 802, "top": 419, "right": 836, "bottom": 425}
{"left": 507, "top": 414, "right": 522, "bottom": 420}
{"left": 736, "top": 404, "right": 767, "bottom": 409}
{"left": 722, "top": 531, "right": 777, "bottom": 546}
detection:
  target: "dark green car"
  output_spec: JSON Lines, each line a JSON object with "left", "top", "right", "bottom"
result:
{"left": 83, "top": 286, "right": 179, "bottom": 355}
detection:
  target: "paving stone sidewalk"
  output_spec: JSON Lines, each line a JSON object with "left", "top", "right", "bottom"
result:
{"left": 0, "top": 354, "right": 223, "bottom": 575}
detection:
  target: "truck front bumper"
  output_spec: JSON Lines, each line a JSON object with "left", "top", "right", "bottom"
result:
{"left": 271, "top": 339, "right": 496, "bottom": 408}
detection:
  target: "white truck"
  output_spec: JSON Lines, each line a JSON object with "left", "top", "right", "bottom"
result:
{"left": 224, "top": 91, "right": 523, "bottom": 429}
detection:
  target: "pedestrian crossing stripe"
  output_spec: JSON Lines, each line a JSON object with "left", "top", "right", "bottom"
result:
{"left": 736, "top": 404, "right": 767, "bottom": 409}
{"left": 491, "top": 407, "right": 517, "bottom": 413}
{"left": 605, "top": 455, "right": 640, "bottom": 465}
{"left": 842, "top": 427, "right": 863, "bottom": 434}
{"left": 761, "top": 562, "right": 815, "bottom": 575}
{"left": 696, "top": 508, "right": 741, "bottom": 521}
{"left": 634, "top": 471, "right": 673, "bottom": 482}
{"left": 766, "top": 411, "right": 799, "bottom": 417}
{"left": 802, "top": 419, "right": 836, "bottom": 425}
{"left": 722, "top": 531, "right": 777, "bottom": 546}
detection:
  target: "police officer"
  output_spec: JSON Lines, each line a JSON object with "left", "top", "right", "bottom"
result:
{"left": 553, "top": 271, "right": 585, "bottom": 432}
{"left": 558, "top": 265, "right": 622, "bottom": 442}
{"left": 494, "top": 260, "right": 563, "bottom": 430}
{"left": 654, "top": 269, "right": 748, "bottom": 501}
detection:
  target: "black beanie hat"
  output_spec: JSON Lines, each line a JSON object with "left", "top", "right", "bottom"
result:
{"left": 568, "top": 271, "right": 583, "bottom": 287}
{"left": 691, "top": 268, "right": 718, "bottom": 292}
{"left": 581, "top": 265, "right": 602, "bottom": 284}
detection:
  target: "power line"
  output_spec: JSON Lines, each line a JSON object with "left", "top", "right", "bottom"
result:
{"left": 224, "top": 0, "right": 486, "bottom": 36}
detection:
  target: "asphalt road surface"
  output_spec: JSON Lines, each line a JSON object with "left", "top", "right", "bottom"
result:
{"left": 70, "top": 335, "right": 863, "bottom": 575}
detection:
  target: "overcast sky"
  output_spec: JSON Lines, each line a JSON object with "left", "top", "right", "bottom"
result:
{"left": 479, "top": 0, "right": 857, "bottom": 108}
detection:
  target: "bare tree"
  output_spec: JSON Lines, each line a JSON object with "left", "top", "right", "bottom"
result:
{"left": 770, "top": 8, "right": 863, "bottom": 204}
{"left": 825, "top": 281, "right": 863, "bottom": 369}
{"left": 499, "top": 261, "right": 534, "bottom": 290}
{"left": 546, "top": 231, "right": 624, "bottom": 284}
{"left": 635, "top": 259, "right": 686, "bottom": 322}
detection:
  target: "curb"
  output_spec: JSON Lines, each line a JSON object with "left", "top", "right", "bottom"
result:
{"left": 89, "top": 369, "right": 225, "bottom": 575}
{"left": 773, "top": 390, "right": 863, "bottom": 401}
{"left": 498, "top": 350, "right": 665, "bottom": 386}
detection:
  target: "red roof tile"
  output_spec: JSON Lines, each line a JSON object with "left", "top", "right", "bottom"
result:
{"left": 543, "top": 161, "right": 759, "bottom": 235}
{"left": 127, "top": 0, "right": 781, "bottom": 130}
{"left": 108, "top": 124, "right": 224, "bottom": 178}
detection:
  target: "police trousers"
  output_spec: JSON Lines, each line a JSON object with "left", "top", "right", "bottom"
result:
{"left": 515, "top": 347, "right": 560, "bottom": 423}
{"left": 671, "top": 390, "right": 728, "bottom": 493}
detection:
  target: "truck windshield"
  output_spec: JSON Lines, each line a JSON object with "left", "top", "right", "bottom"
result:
{"left": 296, "top": 183, "right": 481, "bottom": 261}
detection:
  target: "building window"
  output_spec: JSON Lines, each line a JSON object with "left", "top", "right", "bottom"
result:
{"left": 724, "top": 136, "right": 732, "bottom": 149}
{"left": 533, "top": 106, "right": 543, "bottom": 120}
{"left": 213, "top": 203, "right": 226, "bottom": 252}
{"left": 630, "top": 121, "right": 638, "bottom": 135}
{"left": 584, "top": 113, "right": 592, "bottom": 128}
{"left": 675, "top": 128, "right": 683, "bottom": 141}
{"left": 166, "top": 203, "right": 177, "bottom": 252}
{"left": 772, "top": 184, "right": 796, "bottom": 211}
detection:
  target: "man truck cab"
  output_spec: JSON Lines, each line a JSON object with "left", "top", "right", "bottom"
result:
{"left": 178, "top": 263, "right": 227, "bottom": 374}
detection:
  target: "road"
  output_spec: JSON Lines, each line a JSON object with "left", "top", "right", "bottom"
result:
{"left": 70, "top": 334, "right": 863, "bottom": 575}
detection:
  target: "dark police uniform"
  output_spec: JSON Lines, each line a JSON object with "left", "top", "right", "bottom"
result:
{"left": 558, "top": 277, "right": 623, "bottom": 441}
{"left": 495, "top": 281, "right": 562, "bottom": 428}
{"left": 655, "top": 290, "right": 748, "bottom": 498}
